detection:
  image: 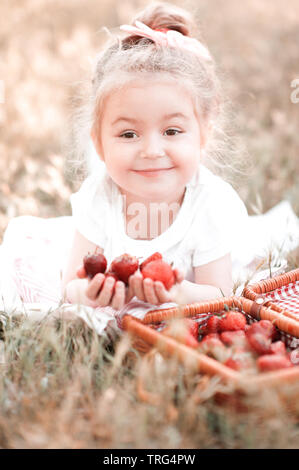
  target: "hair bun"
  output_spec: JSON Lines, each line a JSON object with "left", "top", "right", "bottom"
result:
{"left": 132, "top": 2, "right": 196, "bottom": 37}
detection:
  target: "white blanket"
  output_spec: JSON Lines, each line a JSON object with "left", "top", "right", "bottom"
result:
{"left": 0, "top": 200, "right": 298, "bottom": 339}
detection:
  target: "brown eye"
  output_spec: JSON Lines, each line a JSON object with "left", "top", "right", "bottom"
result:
{"left": 165, "top": 129, "right": 181, "bottom": 136}
{"left": 120, "top": 131, "right": 137, "bottom": 139}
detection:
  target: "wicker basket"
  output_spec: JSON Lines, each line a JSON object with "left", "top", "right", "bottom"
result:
{"left": 242, "top": 268, "right": 299, "bottom": 322}
{"left": 122, "top": 296, "right": 299, "bottom": 390}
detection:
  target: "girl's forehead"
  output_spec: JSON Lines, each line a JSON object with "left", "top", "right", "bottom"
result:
{"left": 111, "top": 76, "right": 193, "bottom": 97}
{"left": 103, "top": 77, "right": 197, "bottom": 115}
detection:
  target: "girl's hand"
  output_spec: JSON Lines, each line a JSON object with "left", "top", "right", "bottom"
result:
{"left": 75, "top": 265, "right": 127, "bottom": 310}
{"left": 126, "top": 268, "right": 184, "bottom": 305}
{"left": 85, "top": 273, "right": 127, "bottom": 310}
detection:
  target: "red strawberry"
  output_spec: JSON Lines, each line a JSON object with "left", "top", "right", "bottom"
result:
{"left": 199, "top": 334, "right": 222, "bottom": 350}
{"left": 220, "top": 330, "right": 247, "bottom": 347}
{"left": 83, "top": 252, "right": 107, "bottom": 279}
{"left": 184, "top": 319, "right": 199, "bottom": 340}
{"left": 165, "top": 330, "right": 198, "bottom": 349}
{"left": 140, "top": 252, "right": 163, "bottom": 271}
{"left": 247, "top": 333, "right": 272, "bottom": 355}
{"left": 162, "top": 323, "right": 198, "bottom": 348}
{"left": 141, "top": 259, "right": 175, "bottom": 290}
{"left": 257, "top": 354, "right": 292, "bottom": 372}
{"left": 246, "top": 320, "right": 277, "bottom": 341}
{"left": 206, "top": 315, "right": 220, "bottom": 334}
{"left": 200, "top": 333, "right": 221, "bottom": 343}
{"left": 218, "top": 311, "right": 246, "bottom": 332}
{"left": 109, "top": 253, "right": 139, "bottom": 285}
{"left": 224, "top": 350, "right": 256, "bottom": 372}
{"left": 270, "top": 341, "right": 286, "bottom": 356}
{"left": 199, "top": 334, "right": 227, "bottom": 361}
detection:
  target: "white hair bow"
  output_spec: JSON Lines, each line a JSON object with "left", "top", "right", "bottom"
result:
{"left": 120, "top": 20, "right": 212, "bottom": 61}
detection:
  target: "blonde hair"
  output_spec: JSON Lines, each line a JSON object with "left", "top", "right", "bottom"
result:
{"left": 67, "top": 2, "right": 247, "bottom": 184}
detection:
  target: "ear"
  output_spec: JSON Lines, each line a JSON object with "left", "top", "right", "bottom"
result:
{"left": 91, "top": 126, "right": 105, "bottom": 162}
{"left": 200, "top": 121, "right": 214, "bottom": 150}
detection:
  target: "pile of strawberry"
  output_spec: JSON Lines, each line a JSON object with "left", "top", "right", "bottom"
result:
{"left": 83, "top": 251, "right": 176, "bottom": 290}
{"left": 162, "top": 311, "right": 295, "bottom": 373}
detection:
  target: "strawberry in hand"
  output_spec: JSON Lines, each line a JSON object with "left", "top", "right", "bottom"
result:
{"left": 139, "top": 252, "right": 163, "bottom": 271}
{"left": 125, "top": 253, "right": 184, "bottom": 304}
{"left": 127, "top": 266, "right": 184, "bottom": 305}
{"left": 109, "top": 253, "right": 139, "bottom": 285}
{"left": 83, "top": 252, "right": 107, "bottom": 278}
{"left": 75, "top": 252, "right": 127, "bottom": 310}
{"left": 140, "top": 254, "right": 178, "bottom": 289}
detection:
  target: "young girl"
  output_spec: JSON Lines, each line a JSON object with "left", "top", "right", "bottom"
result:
{"left": 62, "top": 2, "right": 249, "bottom": 311}
{"left": 0, "top": 3, "right": 298, "bottom": 332}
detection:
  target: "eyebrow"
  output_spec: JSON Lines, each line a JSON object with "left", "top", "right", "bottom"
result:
{"left": 112, "top": 112, "right": 189, "bottom": 126}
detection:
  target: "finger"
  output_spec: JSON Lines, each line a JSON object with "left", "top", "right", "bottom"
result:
{"left": 154, "top": 281, "right": 171, "bottom": 303}
{"left": 96, "top": 275, "right": 116, "bottom": 306}
{"left": 143, "top": 278, "right": 159, "bottom": 304}
{"left": 76, "top": 266, "right": 87, "bottom": 278}
{"left": 131, "top": 272, "right": 146, "bottom": 302}
{"left": 111, "top": 281, "right": 126, "bottom": 310}
{"left": 85, "top": 273, "right": 105, "bottom": 300}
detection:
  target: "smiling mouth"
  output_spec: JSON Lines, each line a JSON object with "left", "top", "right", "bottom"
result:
{"left": 132, "top": 168, "right": 174, "bottom": 178}
{"left": 132, "top": 168, "right": 174, "bottom": 172}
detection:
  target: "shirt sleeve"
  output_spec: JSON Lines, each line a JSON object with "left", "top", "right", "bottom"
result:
{"left": 192, "top": 182, "right": 248, "bottom": 267}
{"left": 70, "top": 172, "right": 108, "bottom": 248}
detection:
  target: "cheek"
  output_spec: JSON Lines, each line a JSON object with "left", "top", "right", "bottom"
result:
{"left": 104, "top": 153, "right": 129, "bottom": 178}
{"left": 175, "top": 145, "right": 200, "bottom": 178}
{"left": 174, "top": 140, "right": 201, "bottom": 163}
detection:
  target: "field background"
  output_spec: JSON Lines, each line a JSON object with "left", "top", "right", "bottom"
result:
{"left": 0, "top": 0, "right": 299, "bottom": 242}
{"left": 0, "top": 0, "right": 298, "bottom": 449}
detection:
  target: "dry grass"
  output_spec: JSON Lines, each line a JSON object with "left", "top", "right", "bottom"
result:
{"left": 0, "top": 0, "right": 299, "bottom": 448}
{"left": 0, "top": 314, "right": 299, "bottom": 449}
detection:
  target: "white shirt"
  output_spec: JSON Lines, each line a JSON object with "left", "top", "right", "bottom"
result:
{"left": 70, "top": 163, "right": 249, "bottom": 282}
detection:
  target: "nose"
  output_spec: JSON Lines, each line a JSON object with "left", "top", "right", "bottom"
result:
{"left": 140, "top": 133, "right": 166, "bottom": 159}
